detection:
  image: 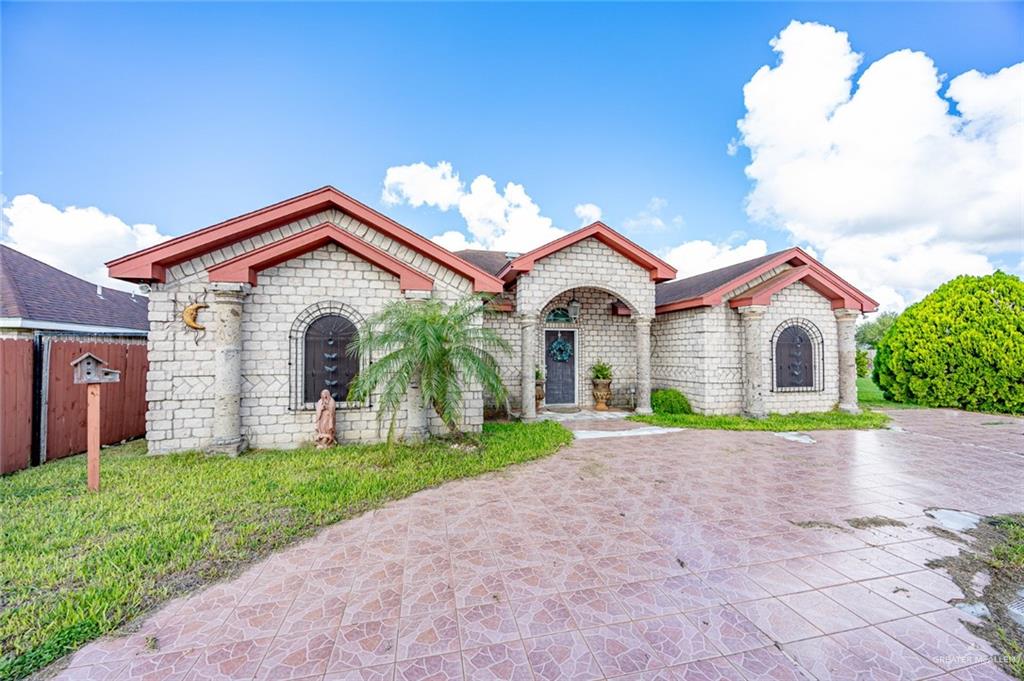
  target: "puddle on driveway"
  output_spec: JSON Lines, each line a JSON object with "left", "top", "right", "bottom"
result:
{"left": 926, "top": 507, "right": 984, "bottom": 532}
{"left": 573, "top": 426, "right": 682, "bottom": 440}
{"left": 956, "top": 601, "right": 992, "bottom": 619}
{"left": 773, "top": 432, "right": 815, "bottom": 444}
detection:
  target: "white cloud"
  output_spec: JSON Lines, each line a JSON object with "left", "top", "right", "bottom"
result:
{"left": 384, "top": 161, "right": 566, "bottom": 253}
{"left": 736, "top": 20, "right": 1024, "bottom": 310}
{"left": 574, "top": 203, "right": 602, "bottom": 226}
{"left": 382, "top": 161, "right": 464, "bottom": 210}
{"left": 1, "top": 194, "right": 169, "bottom": 292}
{"left": 623, "top": 196, "right": 683, "bottom": 234}
{"left": 662, "top": 239, "right": 769, "bottom": 279}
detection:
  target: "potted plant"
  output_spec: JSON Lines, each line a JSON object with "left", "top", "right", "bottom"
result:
{"left": 535, "top": 368, "right": 545, "bottom": 411}
{"left": 591, "top": 361, "right": 612, "bottom": 411}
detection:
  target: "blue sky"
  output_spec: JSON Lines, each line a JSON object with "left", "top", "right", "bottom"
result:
{"left": 2, "top": 2, "right": 1022, "bottom": 308}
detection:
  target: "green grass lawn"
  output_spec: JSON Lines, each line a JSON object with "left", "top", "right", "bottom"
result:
{"left": 630, "top": 408, "right": 889, "bottom": 431}
{"left": 0, "top": 421, "right": 572, "bottom": 680}
{"left": 857, "top": 376, "right": 920, "bottom": 409}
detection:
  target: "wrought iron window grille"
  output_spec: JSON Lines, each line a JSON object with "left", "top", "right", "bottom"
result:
{"left": 770, "top": 318, "right": 825, "bottom": 393}
{"left": 288, "top": 301, "right": 370, "bottom": 410}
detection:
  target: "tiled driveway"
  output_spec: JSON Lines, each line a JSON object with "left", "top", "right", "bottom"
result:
{"left": 57, "top": 409, "right": 1023, "bottom": 681}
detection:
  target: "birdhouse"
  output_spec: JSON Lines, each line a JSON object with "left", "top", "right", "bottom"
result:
{"left": 71, "top": 352, "right": 122, "bottom": 385}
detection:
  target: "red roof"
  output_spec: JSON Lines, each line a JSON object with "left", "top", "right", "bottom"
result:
{"left": 1, "top": 245, "right": 149, "bottom": 331}
{"left": 499, "top": 222, "right": 677, "bottom": 283}
{"left": 654, "top": 247, "right": 878, "bottom": 313}
{"left": 107, "top": 186, "right": 504, "bottom": 293}
{"left": 208, "top": 223, "right": 434, "bottom": 291}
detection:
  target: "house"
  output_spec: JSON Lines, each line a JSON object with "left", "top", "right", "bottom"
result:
{"left": 107, "top": 186, "right": 877, "bottom": 454}
{"left": 0, "top": 245, "right": 149, "bottom": 472}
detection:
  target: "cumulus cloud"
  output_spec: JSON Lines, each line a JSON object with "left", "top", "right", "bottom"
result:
{"left": 623, "top": 197, "right": 683, "bottom": 234}
{"left": 383, "top": 161, "right": 566, "bottom": 253}
{"left": 1, "top": 194, "right": 169, "bottom": 292}
{"left": 662, "top": 239, "right": 769, "bottom": 279}
{"left": 574, "top": 203, "right": 602, "bottom": 226}
{"left": 736, "top": 20, "right": 1024, "bottom": 310}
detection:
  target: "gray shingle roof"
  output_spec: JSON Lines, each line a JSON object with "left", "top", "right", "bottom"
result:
{"left": 0, "top": 245, "right": 149, "bottom": 331}
{"left": 455, "top": 249, "right": 511, "bottom": 277}
{"left": 655, "top": 250, "right": 786, "bottom": 307}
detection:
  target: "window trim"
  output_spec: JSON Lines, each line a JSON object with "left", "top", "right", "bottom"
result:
{"left": 770, "top": 318, "right": 824, "bottom": 393}
{"left": 289, "top": 301, "right": 368, "bottom": 411}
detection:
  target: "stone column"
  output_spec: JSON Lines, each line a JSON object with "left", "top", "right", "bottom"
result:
{"left": 634, "top": 315, "right": 653, "bottom": 414}
{"left": 404, "top": 290, "right": 431, "bottom": 440}
{"left": 835, "top": 308, "right": 861, "bottom": 414}
{"left": 737, "top": 305, "right": 768, "bottom": 418}
{"left": 210, "top": 282, "right": 250, "bottom": 455}
{"left": 520, "top": 314, "right": 538, "bottom": 421}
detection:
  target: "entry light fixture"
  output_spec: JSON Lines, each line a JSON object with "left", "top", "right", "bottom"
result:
{"left": 567, "top": 295, "right": 581, "bottom": 322}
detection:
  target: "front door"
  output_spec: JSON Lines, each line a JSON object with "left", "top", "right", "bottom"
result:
{"left": 544, "top": 329, "right": 576, "bottom": 405}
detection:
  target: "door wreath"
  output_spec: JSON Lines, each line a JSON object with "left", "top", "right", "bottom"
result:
{"left": 549, "top": 336, "right": 573, "bottom": 362}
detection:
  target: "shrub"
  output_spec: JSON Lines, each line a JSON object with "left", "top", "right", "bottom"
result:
{"left": 874, "top": 272, "right": 1024, "bottom": 414}
{"left": 651, "top": 388, "right": 692, "bottom": 415}
{"left": 855, "top": 349, "right": 870, "bottom": 378}
{"left": 856, "top": 311, "right": 898, "bottom": 348}
{"left": 590, "top": 362, "right": 612, "bottom": 380}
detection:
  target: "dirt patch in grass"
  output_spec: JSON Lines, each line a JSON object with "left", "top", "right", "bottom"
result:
{"left": 845, "top": 515, "right": 907, "bottom": 530}
{"left": 926, "top": 525, "right": 969, "bottom": 544}
{"left": 789, "top": 519, "right": 848, "bottom": 532}
{"left": 925, "top": 514, "right": 1024, "bottom": 679}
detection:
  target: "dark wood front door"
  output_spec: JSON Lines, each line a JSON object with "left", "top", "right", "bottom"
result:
{"left": 544, "top": 330, "right": 576, "bottom": 405}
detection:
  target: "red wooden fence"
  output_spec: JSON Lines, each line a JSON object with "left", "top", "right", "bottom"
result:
{"left": 43, "top": 339, "right": 148, "bottom": 462}
{"left": 0, "top": 338, "right": 33, "bottom": 474}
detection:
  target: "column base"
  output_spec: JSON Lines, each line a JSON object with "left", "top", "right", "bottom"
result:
{"left": 208, "top": 436, "right": 247, "bottom": 456}
{"left": 634, "top": 407, "right": 653, "bottom": 415}
{"left": 743, "top": 410, "right": 768, "bottom": 419}
{"left": 838, "top": 403, "right": 861, "bottom": 414}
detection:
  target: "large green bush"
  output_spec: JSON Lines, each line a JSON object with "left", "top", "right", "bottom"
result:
{"left": 651, "top": 388, "right": 692, "bottom": 414}
{"left": 874, "top": 272, "right": 1024, "bottom": 414}
{"left": 855, "top": 349, "right": 870, "bottom": 378}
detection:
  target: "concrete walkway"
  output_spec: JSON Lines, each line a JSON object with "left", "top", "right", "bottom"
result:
{"left": 54, "top": 409, "right": 1023, "bottom": 681}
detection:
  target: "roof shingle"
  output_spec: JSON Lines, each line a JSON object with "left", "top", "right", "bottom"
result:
{"left": 655, "top": 250, "right": 786, "bottom": 307}
{"left": 0, "top": 245, "right": 149, "bottom": 331}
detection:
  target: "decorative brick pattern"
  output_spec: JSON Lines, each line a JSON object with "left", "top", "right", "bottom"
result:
{"left": 652, "top": 268, "right": 842, "bottom": 415}
{"left": 145, "top": 211, "right": 480, "bottom": 453}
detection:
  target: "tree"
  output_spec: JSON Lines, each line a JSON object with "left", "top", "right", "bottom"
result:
{"left": 874, "top": 272, "right": 1024, "bottom": 414}
{"left": 856, "top": 311, "right": 897, "bottom": 348}
{"left": 348, "top": 295, "right": 511, "bottom": 441}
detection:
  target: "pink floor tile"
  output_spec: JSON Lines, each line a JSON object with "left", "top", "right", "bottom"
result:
{"left": 523, "top": 631, "right": 603, "bottom": 681}
{"left": 396, "top": 611, "right": 459, "bottom": 661}
{"left": 394, "top": 652, "right": 463, "bottom": 681}
{"left": 462, "top": 641, "right": 533, "bottom": 680}
{"left": 328, "top": 619, "right": 400, "bottom": 671}
{"left": 510, "top": 593, "right": 576, "bottom": 637}
{"left": 778, "top": 590, "right": 868, "bottom": 634}
{"left": 672, "top": 657, "right": 747, "bottom": 680}
{"left": 819, "top": 582, "right": 911, "bottom": 624}
{"left": 687, "top": 605, "right": 773, "bottom": 655}
{"left": 563, "top": 587, "right": 632, "bottom": 627}
{"left": 612, "top": 580, "right": 681, "bottom": 618}
{"left": 878, "top": 616, "right": 992, "bottom": 671}
{"left": 183, "top": 637, "right": 273, "bottom": 681}
{"left": 581, "top": 622, "right": 664, "bottom": 676}
{"left": 634, "top": 613, "right": 719, "bottom": 666}
{"left": 732, "top": 597, "right": 821, "bottom": 643}
{"left": 254, "top": 630, "right": 335, "bottom": 680}
{"left": 457, "top": 601, "right": 520, "bottom": 648}
{"left": 725, "top": 645, "right": 813, "bottom": 681}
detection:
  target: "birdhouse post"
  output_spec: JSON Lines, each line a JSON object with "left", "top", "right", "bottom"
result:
{"left": 70, "top": 353, "right": 121, "bottom": 491}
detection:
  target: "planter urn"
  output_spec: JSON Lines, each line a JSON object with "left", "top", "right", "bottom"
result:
{"left": 592, "top": 379, "right": 612, "bottom": 411}
{"left": 535, "top": 379, "right": 545, "bottom": 411}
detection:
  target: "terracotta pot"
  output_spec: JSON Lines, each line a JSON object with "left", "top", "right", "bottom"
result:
{"left": 535, "top": 380, "right": 545, "bottom": 411}
{"left": 592, "top": 378, "right": 612, "bottom": 411}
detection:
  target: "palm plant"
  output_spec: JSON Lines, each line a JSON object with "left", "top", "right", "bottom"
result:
{"left": 348, "top": 295, "right": 511, "bottom": 442}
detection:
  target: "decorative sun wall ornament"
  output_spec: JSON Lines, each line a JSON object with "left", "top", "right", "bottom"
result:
{"left": 549, "top": 336, "right": 573, "bottom": 362}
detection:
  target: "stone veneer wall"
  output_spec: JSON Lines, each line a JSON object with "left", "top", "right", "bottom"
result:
{"left": 515, "top": 238, "right": 655, "bottom": 317}
{"left": 144, "top": 210, "right": 479, "bottom": 454}
{"left": 651, "top": 267, "right": 840, "bottom": 415}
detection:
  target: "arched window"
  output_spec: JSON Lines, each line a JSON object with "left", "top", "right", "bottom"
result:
{"left": 304, "top": 315, "right": 358, "bottom": 403}
{"left": 546, "top": 307, "right": 572, "bottom": 323}
{"left": 290, "top": 301, "right": 364, "bottom": 409}
{"left": 771, "top": 319, "right": 824, "bottom": 392}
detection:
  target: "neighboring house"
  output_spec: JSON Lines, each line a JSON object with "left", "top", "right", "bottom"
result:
{"left": 108, "top": 186, "right": 877, "bottom": 454}
{"left": 0, "top": 245, "right": 149, "bottom": 472}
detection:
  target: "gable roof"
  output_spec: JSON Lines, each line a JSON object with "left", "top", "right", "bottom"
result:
{"left": 0, "top": 245, "right": 149, "bottom": 331}
{"left": 655, "top": 247, "right": 878, "bottom": 314}
{"left": 455, "top": 249, "right": 511, "bottom": 277}
{"left": 498, "top": 222, "right": 677, "bottom": 283}
{"left": 208, "top": 222, "right": 434, "bottom": 291}
{"left": 107, "top": 186, "right": 504, "bottom": 293}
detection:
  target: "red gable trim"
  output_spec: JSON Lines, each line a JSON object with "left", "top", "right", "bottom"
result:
{"left": 499, "top": 222, "right": 676, "bottom": 283}
{"left": 728, "top": 265, "right": 857, "bottom": 309}
{"left": 656, "top": 247, "right": 878, "bottom": 314}
{"left": 107, "top": 186, "right": 503, "bottom": 293}
{"left": 208, "top": 223, "right": 433, "bottom": 291}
